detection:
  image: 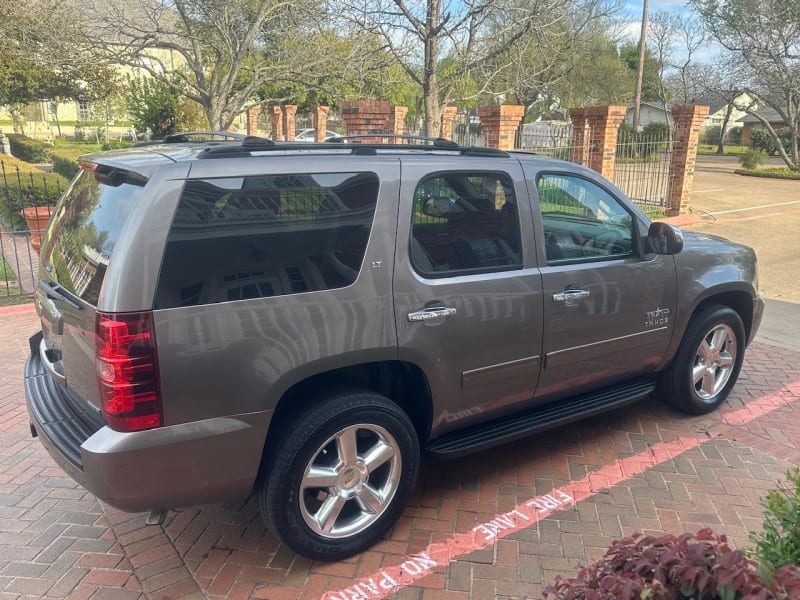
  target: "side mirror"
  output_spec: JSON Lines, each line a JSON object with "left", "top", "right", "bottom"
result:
{"left": 647, "top": 222, "right": 684, "bottom": 255}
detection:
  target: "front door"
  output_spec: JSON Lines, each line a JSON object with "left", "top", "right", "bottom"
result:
{"left": 529, "top": 171, "right": 677, "bottom": 400}
{"left": 393, "top": 159, "right": 544, "bottom": 437}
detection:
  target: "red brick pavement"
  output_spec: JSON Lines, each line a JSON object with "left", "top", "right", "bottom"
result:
{"left": 1, "top": 306, "right": 799, "bottom": 599}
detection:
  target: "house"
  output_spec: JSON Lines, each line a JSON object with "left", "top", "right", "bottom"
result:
{"left": 623, "top": 102, "right": 672, "bottom": 127}
{"left": 737, "top": 107, "right": 796, "bottom": 146}
{"left": 691, "top": 91, "right": 754, "bottom": 143}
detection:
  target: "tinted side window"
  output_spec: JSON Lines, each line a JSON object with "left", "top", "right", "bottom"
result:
{"left": 155, "top": 172, "right": 379, "bottom": 308}
{"left": 536, "top": 174, "right": 635, "bottom": 264}
{"left": 410, "top": 172, "right": 522, "bottom": 276}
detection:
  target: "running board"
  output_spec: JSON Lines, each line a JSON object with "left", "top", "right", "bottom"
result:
{"left": 425, "top": 378, "right": 657, "bottom": 459}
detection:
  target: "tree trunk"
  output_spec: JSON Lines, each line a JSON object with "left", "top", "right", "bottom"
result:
{"left": 716, "top": 103, "right": 734, "bottom": 155}
{"left": 422, "top": 0, "right": 442, "bottom": 138}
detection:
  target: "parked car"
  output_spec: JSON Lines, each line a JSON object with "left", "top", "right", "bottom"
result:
{"left": 294, "top": 128, "right": 341, "bottom": 141}
{"left": 25, "top": 135, "right": 763, "bottom": 561}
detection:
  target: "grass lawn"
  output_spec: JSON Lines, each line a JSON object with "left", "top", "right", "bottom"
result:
{"left": 0, "top": 255, "right": 23, "bottom": 300}
{"left": 698, "top": 144, "right": 748, "bottom": 155}
{"left": 735, "top": 167, "right": 800, "bottom": 180}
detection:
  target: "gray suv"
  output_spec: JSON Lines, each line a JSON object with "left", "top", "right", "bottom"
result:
{"left": 25, "top": 135, "right": 763, "bottom": 560}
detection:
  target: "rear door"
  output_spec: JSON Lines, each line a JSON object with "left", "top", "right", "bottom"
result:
{"left": 526, "top": 169, "right": 677, "bottom": 400}
{"left": 393, "top": 158, "right": 544, "bottom": 436}
{"left": 35, "top": 166, "right": 149, "bottom": 409}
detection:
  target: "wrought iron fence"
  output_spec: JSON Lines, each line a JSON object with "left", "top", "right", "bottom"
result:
{"left": 613, "top": 128, "right": 675, "bottom": 209}
{"left": 1, "top": 159, "right": 62, "bottom": 301}
{"left": 513, "top": 121, "right": 597, "bottom": 169}
{"left": 451, "top": 109, "right": 485, "bottom": 147}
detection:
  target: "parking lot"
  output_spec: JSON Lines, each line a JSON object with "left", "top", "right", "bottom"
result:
{"left": 1, "top": 156, "right": 798, "bottom": 599}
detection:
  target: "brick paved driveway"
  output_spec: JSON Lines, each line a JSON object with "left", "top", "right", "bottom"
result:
{"left": 2, "top": 304, "right": 799, "bottom": 600}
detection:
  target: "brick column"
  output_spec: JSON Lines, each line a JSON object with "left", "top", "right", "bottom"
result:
{"left": 667, "top": 105, "right": 710, "bottom": 216}
{"left": 580, "top": 106, "right": 626, "bottom": 180}
{"left": 284, "top": 105, "right": 298, "bottom": 141}
{"left": 390, "top": 106, "right": 408, "bottom": 136}
{"left": 440, "top": 106, "right": 458, "bottom": 140}
{"left": 246, "top": 106, "right": 260, "bottom": 137}
{"left": 341, "top": 100, "right": 393, "bottom": 136}
{"left": 312, "top": 106, "right": 330, "bottom": 142}
{"left": 568, "top": 108, "right": 591, "bottom": 167}
{"left": 270, "top": 106, "right": 284, "bottom": 141}
{"left": 477, "top": 105, "right": 525, "bottom": 150}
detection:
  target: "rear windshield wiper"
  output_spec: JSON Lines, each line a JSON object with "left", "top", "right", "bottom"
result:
{"left": 39, "top": 279, "right": 81, "bottom": 310}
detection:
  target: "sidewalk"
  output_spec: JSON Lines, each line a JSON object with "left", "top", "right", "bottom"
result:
{"left": 1, "top": 305, "right": 798, "bottom": 599}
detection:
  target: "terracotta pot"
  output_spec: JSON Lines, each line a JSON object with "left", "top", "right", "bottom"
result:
{"left": 22, "top": 206, "right": 54, "bottom": 256}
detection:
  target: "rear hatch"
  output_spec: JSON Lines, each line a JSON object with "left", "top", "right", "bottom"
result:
{"left": 36, "top": 163, "right": 148, "bottom": 412}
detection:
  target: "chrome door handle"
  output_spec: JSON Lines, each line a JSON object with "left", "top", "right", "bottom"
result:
{"left": 553, "top": 289, "right": 590, "bottom": 303}
{"left": 407, "top": 306, "right": 457, "bottom": 322}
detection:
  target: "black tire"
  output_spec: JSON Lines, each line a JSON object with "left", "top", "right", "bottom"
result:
{"left": 258, "top": 391, "right": 419, "bottom": 561}
{"left": 659, "top": 304, "right": 746, "bottom": 414}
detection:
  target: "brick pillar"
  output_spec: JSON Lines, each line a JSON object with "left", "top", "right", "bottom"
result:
{"left": 477, "top": 105, "right": 525, "bottom": 150}
{"left": 312, "top": 106, "right": 330, "bottom": 142}
{"left": 340, "top": 100, "right": 393, "bottom": 136}
{"left": 667, "top": 105, "right": 710, "bottom": 216}
{"left": 246, "top": 106, "right": 260, "bottom": 137}
{"left": 284, "top": 105, "right": 297, "bottom": 141}
{"left": 390, "top": 106, "right": 408, "bottom": 136}
{"left": 568, "top": 108, "right": 591, "bottom": 167}
{"left": 440, "top": 106, "right": 458, "bottom": 140}
{"left": 576, "top": 106, "right": 626, "bottom": 180}
{"left": 270, "top": 106, "right": 284, "bottom": 141}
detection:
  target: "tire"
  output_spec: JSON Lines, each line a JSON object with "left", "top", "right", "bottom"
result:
{"left": 258, "top": 391, "right": 420, "bottom": 561}
{"left": 659, "top": 304, "right": 746, "bottom": 414}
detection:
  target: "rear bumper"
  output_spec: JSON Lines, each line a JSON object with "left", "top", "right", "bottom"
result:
{"left": 25, "top": 337, "right": 272, "bottom": 512}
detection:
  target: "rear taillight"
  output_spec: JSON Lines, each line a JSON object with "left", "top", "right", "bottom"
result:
{"left": 95, "top": 311, "right": 162, "bottom": 432}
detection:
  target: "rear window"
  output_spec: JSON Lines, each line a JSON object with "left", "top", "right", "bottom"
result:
{"left": 41, "top": 167, "right": 145, "bottom": 306}
{"left": 154, "top": 172, "right": 379, "bottom": 309}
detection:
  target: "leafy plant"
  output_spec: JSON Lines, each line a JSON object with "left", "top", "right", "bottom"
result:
{"left": 750, "top": 468, "right": 800, "bottom": 577}
{"left": 543, "top": 529, "right": 798, "bottom": 599}
{"left": 750, "top": 128, "right": 793, "bottom": 157}
{"left": 740, "top": 149, "right": 767, "bottom": 171}
{"left": 124, "top": 76, "right": 182, "bottom": 140}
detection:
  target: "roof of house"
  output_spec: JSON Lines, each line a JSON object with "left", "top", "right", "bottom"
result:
{"left": 738, "top": 108, "right": 785, "bottom": 124}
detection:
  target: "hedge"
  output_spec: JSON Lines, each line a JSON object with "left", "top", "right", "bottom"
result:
{"left": 7, "top": 134, "right": 51, "bottom": 163}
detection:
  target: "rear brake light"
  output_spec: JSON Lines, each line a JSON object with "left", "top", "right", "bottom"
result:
{"left": 95, "top": 311, "right": 162, "bottom": 432}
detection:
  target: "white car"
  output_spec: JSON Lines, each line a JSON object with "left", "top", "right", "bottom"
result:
{"left": 294, "top": 128, "right": 341, "bottom": 142}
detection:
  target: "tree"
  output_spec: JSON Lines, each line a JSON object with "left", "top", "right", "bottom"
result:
{"left": 619, "top": 42, "right": 662, "bottom": 103}
{"left": 67, "top": 0, "right": 361, "bottom": 130}
{"left": 488, "top": 16, "right": 631, "bottom": 115}
{"left": 691, "top": 0, "right": 800, "bottom": 170}
{"left": 334, "top": 0, "right": 619, "bottom": 136}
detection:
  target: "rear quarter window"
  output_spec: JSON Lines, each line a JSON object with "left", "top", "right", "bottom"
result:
{"left": 154, "top": 172, "right": 380, "bottom": 309}
{"left": 41, "top": 168, "right": 145, "bottom": 306}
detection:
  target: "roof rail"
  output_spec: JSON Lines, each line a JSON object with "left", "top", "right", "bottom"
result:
{"left": 196, "top": 138, "right": 510, "bottom": 159}
{"left": 325, "top": 134, "right": 458, "bottom": 147}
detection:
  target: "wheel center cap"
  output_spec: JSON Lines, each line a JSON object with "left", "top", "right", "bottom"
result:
{"left": 340, "top": 465, "right": 368, "bottom": 490}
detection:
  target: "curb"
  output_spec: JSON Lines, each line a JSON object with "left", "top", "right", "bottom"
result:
{"left": 657, "top": 214, "right": 702, "bottom": 227}
{"left": 0, "top": 302, "right": 35, "bottom": 316}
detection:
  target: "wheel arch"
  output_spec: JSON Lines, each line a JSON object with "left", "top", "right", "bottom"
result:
{"left": 258, "top": 360, "right": 433, "bottom": 476}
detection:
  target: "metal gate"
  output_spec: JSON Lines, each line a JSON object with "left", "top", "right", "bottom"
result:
{"left": 613, "top": 128, "right": 675, "bottom": 209}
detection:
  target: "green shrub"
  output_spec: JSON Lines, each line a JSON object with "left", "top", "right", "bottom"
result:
{"left": 7, "top": 134, "right": 51, "bottom": 163}
{"left": 740, "top": 149, "right": 767, "bottom": 170}
{"left": 47, "top": 146, "right": 87, "bottom": 179}
{"left": 726, "top": 126, "right": 743, "bottom": 145}
{"left": 750, "top": 468, "right": 800, "bottom": 577}
{"left": 0, "top": 155, "right": 68, "bottom": 230}
{"left": 750, "top": 128, "right": 793, "bottom": 156}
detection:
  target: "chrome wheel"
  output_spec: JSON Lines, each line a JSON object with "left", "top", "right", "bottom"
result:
{"left": 692, "top": 323, "right": 737, "bottom": 401}
{"left": 299, "top": 423, "right": 402, "bottom": 539}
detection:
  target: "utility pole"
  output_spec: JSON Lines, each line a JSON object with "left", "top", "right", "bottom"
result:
{"left": 633, "top": 0, "right": 649, "bottom": 129}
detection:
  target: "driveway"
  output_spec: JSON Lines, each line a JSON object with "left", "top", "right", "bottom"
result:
{"left": 685, "top": 154, "right": 800, "bottom": 304}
